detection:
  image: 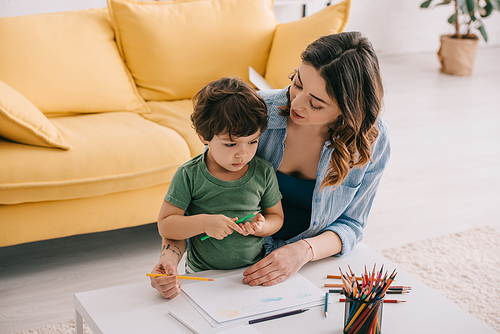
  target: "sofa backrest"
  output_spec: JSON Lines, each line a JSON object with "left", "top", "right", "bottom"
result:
{"left": 0, "top": 0, "right": 351, "bottom": 115}
{"left": 108, "top": 0, "right": 278, "bottom": 101}
{"left": 0, "top": 8, "right": 149, "bottom": 117}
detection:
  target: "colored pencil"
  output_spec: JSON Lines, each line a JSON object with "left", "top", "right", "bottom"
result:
{"left": 248, "top": 309, "right": 309, "bottom": 324}
{"left": 338, "top": 267, "right": 351, "bottom": 295}
{"left": 327, "top": 274, "right": 363, "bottom": 280}
{"left": 324, "top": 292, "right": 329, "bottom": 318}
{"left": 201, "top": 210, "right": 262, "bottom": 241}
{"left": 146, "top": 273, "right": 215, "bottom": 281}
{"left": 340, "top": 265, "right": 398, "bottom": 334}
{"left": 324, "top": 282, "right": 406, "bottom": 289}
{"left": 329, "top": 289, "right": 410, "bottom": 294}
{"left": 339, "top": 298, "right": 406, "bottom": 303}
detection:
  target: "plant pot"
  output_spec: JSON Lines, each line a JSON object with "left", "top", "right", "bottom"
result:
{"left": 437, "top": 34, "right": 479, "bottom": 76}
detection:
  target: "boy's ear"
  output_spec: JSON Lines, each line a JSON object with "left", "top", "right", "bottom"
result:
{"left": 197, "top": 134, "right": 209, "bottom": 145}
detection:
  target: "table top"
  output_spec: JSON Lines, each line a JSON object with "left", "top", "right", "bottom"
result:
{"left": 74, "top": 243, "right": 497, "bottom": 334}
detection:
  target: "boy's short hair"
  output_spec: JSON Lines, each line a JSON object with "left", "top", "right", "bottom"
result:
{"left": 191, "top": 77, "right": 268, "bottom": 141}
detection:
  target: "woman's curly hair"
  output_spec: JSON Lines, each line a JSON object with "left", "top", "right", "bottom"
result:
{"left": 281, "top": 31, "right": 384, "bottom": 189}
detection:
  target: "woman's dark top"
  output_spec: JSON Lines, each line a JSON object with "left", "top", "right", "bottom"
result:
{"left": 272, "top": 170, "right": 315, "bottom": 240}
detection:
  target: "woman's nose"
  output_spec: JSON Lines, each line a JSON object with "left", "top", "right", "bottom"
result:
{"left": 291, "top": 92, "right": 306, "bottom": 110}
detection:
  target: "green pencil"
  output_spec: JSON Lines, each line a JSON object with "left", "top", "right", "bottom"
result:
{"left": 201, "top": 210, "right": 262, "bottom": 241}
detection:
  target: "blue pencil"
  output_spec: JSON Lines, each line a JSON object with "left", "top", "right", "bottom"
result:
{"left": 324, "top": 292, "right": 329, "bottom": 318}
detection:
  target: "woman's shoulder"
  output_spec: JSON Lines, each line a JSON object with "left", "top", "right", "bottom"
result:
{"left": 258, "top": 87, "right": 289, "bottom": 109}
{"left": 258, "top": 87, "right": 289, "bottom": 129}
{"left": 376, "top": 117, "right": 389, "bottom": 141}
{"left": 372, "top": 117, "right": 391, "bottom": 162}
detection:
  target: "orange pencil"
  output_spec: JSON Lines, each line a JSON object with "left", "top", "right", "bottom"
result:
{"left": 146, "top": 273, "right": 215, "bottom": 281}
{"left": 327, "top": 274, "right": 363, "bottom": 280}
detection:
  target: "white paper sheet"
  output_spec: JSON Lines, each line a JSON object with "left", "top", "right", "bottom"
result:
{"left": 181, "top": 272, "right": 324, "bottom": 327}
{"left": 249, "top": 66, "right": 274, "bottom": 91}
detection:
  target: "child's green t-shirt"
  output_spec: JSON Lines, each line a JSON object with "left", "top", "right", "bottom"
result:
{"left": 164, "top": 152, "right": 282, "bottom": 272}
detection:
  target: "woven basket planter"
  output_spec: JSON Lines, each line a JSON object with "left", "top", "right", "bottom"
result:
{"left": 437, "top": 34, "right": 479, "bottom": 76}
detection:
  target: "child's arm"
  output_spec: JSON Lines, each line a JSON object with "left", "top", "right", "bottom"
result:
{"left": 240, "top": 201, "right": 284, "bottom": 238}
{"left": 157, "top": 200, "right": 245, "bottom": 240}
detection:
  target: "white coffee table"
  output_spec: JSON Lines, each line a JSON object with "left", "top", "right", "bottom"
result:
{"left": 74, "top": 243, "right": 496, "bottom": 334}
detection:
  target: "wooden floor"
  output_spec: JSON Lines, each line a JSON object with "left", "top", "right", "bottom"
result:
{"left": 1, "top": 47, "right": 499, "bottom": 334}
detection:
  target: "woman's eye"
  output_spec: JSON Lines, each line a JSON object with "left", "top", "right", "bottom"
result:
{"left": 293, "top": 81, "right": 302, "bottom": 89}
{"left": 309, "top": 101, "right": 321, "bottom": 111}
{"left": 250, "top": 140, "right": 258, "bottom": 145}
{"left": 225, "top": 143, "right": 236, "bottom": 147}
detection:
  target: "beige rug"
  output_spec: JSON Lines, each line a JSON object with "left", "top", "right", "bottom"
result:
{"left": 13, "top": 226, "right": 500, "bottom": 333}
{"left": 12, "top": 319, "right": 93, "bottom": 334}
{"left": 380, "top": 226, "right": 500, "bottom": 333}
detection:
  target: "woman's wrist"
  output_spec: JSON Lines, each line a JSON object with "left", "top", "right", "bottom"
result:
{"left": 301, "top": 239, "right": 315, "bottom": 262}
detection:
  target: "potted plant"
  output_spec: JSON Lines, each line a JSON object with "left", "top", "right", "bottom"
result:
{"left": 420, "top": 0, "right": 500, "bottom": 75}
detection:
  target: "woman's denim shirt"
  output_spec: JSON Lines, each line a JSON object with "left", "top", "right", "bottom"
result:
{"left": 257, "top": 87, "right": 391, "bottom": 256}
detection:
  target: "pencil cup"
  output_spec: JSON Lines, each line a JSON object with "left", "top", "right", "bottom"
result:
{"left": 343, "top": 295, "right": 384, "bottom": 334}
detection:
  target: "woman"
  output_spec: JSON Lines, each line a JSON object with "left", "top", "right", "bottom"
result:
{"left": 150, "top": 31, "right": 390, "bottom": 298}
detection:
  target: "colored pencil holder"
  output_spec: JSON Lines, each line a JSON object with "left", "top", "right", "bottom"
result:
{"left": 343, "top": 295, "right": 384, "bottom": 334}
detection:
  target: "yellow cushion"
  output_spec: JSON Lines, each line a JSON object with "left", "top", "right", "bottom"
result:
{"left": 0, "top": 112, "right": 190, "bottom": 205}
{"left": 265, "top": 0, "right": 351, "bottom": 89}
{"left": 0, "top": 80, "right": 70, "bottom": 150}
{"left": 108, "top": 0, "right": 277, "bottom": 101}
{"left": 0, "top": 8, "right": 149, "bottom": 116}
{"left": 142, "top": 100, "right": 205, "bottom": 158}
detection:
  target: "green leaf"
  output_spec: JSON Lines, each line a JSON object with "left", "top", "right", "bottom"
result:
{"left": 420, "top": 0, "right": 433, "bottom": 8}
{"left": 465, "top": 0, "right": 476, "bottom": 12}
{"left": 448, "top": 12, "right": 457, "bottom": 24}
{"left": 489, "top": 0, "right": 500, "bottom": 11}
{"left": 456, "top": 0, "right": 475, "bottom": 13}
{"left": 478, "top": 22, "right": 488, "bottom": 41}
{"left": 436, "top": 1, "right": 453, "bottom": 6}
{"left": 456, "top": 0, "right": 469, "bottom": 13}
{"left": 482, "top": 1, "right": 494, "bottom": 17}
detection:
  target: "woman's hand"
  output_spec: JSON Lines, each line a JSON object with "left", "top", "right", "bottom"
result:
{"left": 149, "top": 259, "right": 181, "bottom": 299}
{"left": 242, "top": 240, "right": 312, "bottom": 286}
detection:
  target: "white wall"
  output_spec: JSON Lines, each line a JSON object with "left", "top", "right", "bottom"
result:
{"left": 273, "top": 0, "right": 500, "bottom": 55}
{"left": 0, "top": 0, "right": 106, "bottom": 17}
{"left": 1, "top": 0, "right": 499, "bottom": 55}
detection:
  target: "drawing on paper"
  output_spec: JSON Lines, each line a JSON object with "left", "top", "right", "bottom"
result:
{"left": 181, "top": 272, "right": 325, "bottom": 324}
{"left": 214, "top": 283, "right": 288, "bottom": 318}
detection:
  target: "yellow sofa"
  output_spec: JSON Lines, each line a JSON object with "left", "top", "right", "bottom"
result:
{"left": 0, "top": 0, "right": 350, "bottom": 247}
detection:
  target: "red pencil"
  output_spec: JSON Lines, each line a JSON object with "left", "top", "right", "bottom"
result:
{"left": 338, "top": 298, "right": 406, "bottom": 303}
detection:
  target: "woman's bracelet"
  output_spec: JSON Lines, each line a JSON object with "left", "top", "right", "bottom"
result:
{"left": 302, "top": 239, "right": 315, "bottom": 261}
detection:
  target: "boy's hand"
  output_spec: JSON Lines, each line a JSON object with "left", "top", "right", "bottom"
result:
{"left": 240, "top": 213, "right": 265, "bottom": 235}
{"left": 150, "top": 260, "right": 181, "bottom": 299}
{"left": 205, "top": 215, "right": 244, "bottom": 240}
